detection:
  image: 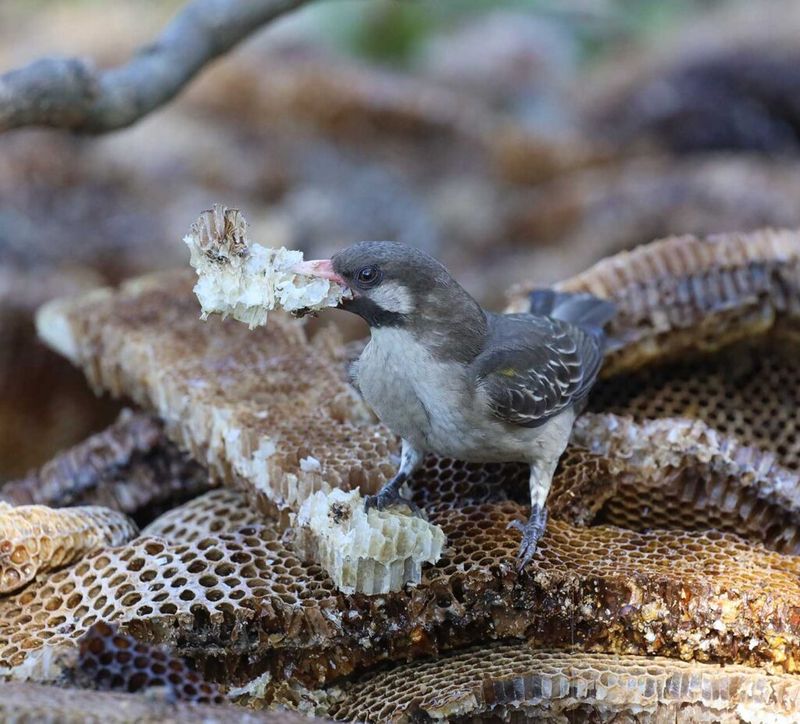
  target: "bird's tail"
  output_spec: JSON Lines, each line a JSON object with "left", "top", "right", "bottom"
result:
{"left": 528, "top": 289, "right": 615, "bottom": 337}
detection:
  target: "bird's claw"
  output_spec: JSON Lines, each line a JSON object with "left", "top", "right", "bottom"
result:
{"left": 507, "top": 519, "right": 525, "bottom": 533}
{"left": 511, "top": 504, "right": 548, "bottom": 572}
{"left": 364, "top": 480, "right": 422, "bottom": 517}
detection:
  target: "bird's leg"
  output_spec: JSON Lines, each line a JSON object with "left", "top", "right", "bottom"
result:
{"left": 364, "top": 439, "right": 424, "bottom": 515}
{"left": 510, "top": 457, "right": 558, "bottom": 570}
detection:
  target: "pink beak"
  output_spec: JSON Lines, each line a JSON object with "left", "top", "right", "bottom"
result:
{"left": 292, "top": 259, "right": 347, "bottom": 286}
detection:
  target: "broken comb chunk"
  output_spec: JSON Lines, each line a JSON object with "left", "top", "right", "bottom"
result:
{"left": 184, "top": 204, "right": 350, "bottom": 329}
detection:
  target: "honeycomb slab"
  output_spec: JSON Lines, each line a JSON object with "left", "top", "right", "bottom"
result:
{"left": 507, "top": 228, "right": 800, "bottom": 375}
{"left": 572, "top": 412, "right": 800, "bottom": 552}
{"left": 3, "top": 493, "right": 800, "bottom": 689}
{"left": 330, "top": 643, "right": 800, "bottom": 722}
{"left": 0, "top": 503, "right": 136, "bottom": 594}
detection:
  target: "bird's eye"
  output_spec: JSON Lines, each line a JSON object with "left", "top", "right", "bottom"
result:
{"left": 356, "top": 266, "right": 382, "bottom": 288}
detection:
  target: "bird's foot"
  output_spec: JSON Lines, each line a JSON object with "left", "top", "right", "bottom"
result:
{"left": 509, "top": 504, "right": 548, "bottom": 571}
{"left": 364, "top": 474, "right": 421, "bottom": 516}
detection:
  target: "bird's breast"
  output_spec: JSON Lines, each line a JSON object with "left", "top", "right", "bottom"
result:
{"left": 354, "top": 329, "right": 466, "bottom": 452}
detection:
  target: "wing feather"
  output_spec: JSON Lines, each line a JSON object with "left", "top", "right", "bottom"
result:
{"left": 472, "top": 314, "right": 604, "bottom": 428}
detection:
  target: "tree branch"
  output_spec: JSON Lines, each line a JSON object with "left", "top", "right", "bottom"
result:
{"left": 0, "top": 0, "right": 309, "bottom": 133}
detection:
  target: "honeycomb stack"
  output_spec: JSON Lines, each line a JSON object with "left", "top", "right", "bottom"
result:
{"left": 0, "top": 227, "right": 796, "bottom": 721}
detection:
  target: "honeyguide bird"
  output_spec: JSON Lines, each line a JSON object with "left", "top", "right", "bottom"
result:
{"left": 294, "top": 242, "right": 614, "bottom": 568}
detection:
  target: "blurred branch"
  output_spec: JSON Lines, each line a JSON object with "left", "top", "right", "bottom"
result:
{"left": 0, "top": 0, "right": 309, "bottom": 133}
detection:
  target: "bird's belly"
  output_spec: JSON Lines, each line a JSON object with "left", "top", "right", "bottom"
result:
{"left": 425, "top": 414, "right": 544, "bottom": 462}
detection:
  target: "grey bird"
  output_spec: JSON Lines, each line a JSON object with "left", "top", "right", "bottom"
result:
{"left": 294, "top": 241, "right": 614, "bottom": 568}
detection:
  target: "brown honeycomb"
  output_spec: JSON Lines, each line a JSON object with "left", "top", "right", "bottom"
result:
{"left": 3, "top": 489, "right": 800, "bottom": 690}
{"left": 74, "top": 622, "right": 225, "bottom": 704}
{"left": 330, "top": 643, "right": 800, "bottom": 722}
{"left": 0, "top": 680, "right": 316, "bottom": 723}
{"left": 506, "top": 228, "right": 800, "bottom": 376}
{"left": 572, "top": 412, "right": 800, "bottom": 552}
{"left": 22, "top": 228, "right": 800, "bottom": 719}
{"left": 0, "top": 503, "right": 136, "bottom": 594}
{"left": 36, "top": 270, "right": 397, "bottom": 525}
{"left": 1, "top": 410, "right": 212, "bottom": 525}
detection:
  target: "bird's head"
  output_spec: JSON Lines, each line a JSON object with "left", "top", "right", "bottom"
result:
{"left": 293, "top": 241, "right": 470, "bottom": 329}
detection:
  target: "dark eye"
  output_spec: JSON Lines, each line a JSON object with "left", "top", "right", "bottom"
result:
{"left": 356, "top": 266, "right": 382, "bottom": 287}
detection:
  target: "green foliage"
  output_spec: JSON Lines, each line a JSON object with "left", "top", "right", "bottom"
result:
{"left": 312, "top": 0, "right": 732, "bottom": 69}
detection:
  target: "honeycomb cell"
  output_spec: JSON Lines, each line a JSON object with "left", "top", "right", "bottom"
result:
{"left": 330, "top": 643, "right": 800, "bottom": 722}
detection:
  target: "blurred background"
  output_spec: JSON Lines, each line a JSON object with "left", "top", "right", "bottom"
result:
{"left": 2, "top": 0, "right": 800, "bottom": 479}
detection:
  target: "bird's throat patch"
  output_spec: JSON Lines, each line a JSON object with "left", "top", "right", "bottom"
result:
{"left": 342, "top": 296, "right": 407, "bottom": 328}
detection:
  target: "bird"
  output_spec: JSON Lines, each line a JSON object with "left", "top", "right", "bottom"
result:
{"left": 293, "top": 241, "right": 614, "bottom": 568}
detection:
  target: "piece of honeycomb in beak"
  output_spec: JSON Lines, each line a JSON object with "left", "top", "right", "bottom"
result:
{"left": 183, "top": 204, "right": 350, "bottom": 329}
{"left": 294, "top": 489, "right": 445, "bottom": 595}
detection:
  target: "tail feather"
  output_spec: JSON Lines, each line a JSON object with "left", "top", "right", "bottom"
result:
{"left": 528, "top": 289, "right": 615, "bottom": 336}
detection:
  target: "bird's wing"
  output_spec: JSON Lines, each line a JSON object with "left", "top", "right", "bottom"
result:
{"left": 471, "top": 313, "right": 604, "bottom": 428}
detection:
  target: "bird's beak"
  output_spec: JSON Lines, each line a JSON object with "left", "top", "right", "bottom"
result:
{"left": 292, "top": 259, "right": 347, "bottom": 287}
